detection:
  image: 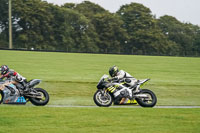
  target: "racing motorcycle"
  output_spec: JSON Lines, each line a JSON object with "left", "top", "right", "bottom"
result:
{"left": 93, "top": 74, "right": 157, "bottom": 107}
{"left": 0, "top": 79, "right": 49, "bottom": 106}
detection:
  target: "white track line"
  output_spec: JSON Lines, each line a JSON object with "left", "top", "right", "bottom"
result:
{"left": 47, "top": 105, "right": 200, "bottom": 108}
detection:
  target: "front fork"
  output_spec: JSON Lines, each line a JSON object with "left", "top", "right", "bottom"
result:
{"left": 101, "top": 88, "right": 108, "bottom": 96}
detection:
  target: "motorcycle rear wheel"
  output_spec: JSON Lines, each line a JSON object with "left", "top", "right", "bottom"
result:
{"left": 136, "top": 89, "right": 157, "bottom": 107}
{"left": 93, "top": 90, "right": 113, "bottom": 107}
{"left": 29, "top": 88, "right": 49, "bottom": 106}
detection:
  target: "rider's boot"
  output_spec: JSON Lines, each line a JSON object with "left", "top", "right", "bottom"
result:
{"left": 20, "top": 81, "right": 30, "bottom": 94}
{"left": 119, "top": 98, "right": 125, "bottom": 104}
{"left": 119, "top": 98, "right": 128, "bottom": 104}
{"left": 23, "top": 86, "right": 36, "bottom": 95}
{"left": 21, "top": 83, "right": 30, "bottom": 94}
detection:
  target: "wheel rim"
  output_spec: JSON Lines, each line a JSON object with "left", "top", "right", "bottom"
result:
{"left": 35, "top": 91, "right": 47, "bottom": 102}
{"left": 39, "top": 92, "right": 46, "bottom": 101}
{"left": 140, "top": 92, "right": 153, "bottom": 104}
{"left": 96, "top": 91, "right": 112, "bottom": 106}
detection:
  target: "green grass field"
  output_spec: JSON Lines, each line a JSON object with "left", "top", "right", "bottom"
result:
{"left": 0, "top": 50, "right": 199, "bottom": 105}
{"left": 0, "top": 50, "right": 200, "bottom": 133}
{"left": 0, "top": 106, "right": 200, "bottom": 133}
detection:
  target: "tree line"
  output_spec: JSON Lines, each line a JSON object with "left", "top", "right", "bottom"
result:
{"left": 0, "top": 0, "right": 200, "bottom": 56}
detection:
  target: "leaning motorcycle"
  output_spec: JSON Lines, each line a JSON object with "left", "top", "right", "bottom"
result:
{"left": 0, "top": 79, "right": 49, "bottom": 106}
{"left": 93, "top": 74, "right": 157, "bottom": 107}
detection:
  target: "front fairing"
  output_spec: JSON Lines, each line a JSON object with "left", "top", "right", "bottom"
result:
{"left": 97, "top": 75, "right": 109, "bottom": 89}
{"left": 98, "top": 74, "right": 109, "bottom": 83}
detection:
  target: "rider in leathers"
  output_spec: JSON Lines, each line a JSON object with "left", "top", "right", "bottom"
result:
{"left": 0, "top": 65, "right": 28, "bottom": 94}
{"left": 109, "top": 66, "right": 138, "bottom": 104}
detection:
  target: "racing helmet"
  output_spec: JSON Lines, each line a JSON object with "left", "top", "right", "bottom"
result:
{"left": 109, "top": 65, "right": 119, "bottom": 77}
{"left": 0, "top": 65, "right": 9, "bottom": 75}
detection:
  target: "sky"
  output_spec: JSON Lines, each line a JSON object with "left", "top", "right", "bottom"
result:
{"left": 45, "top": 0, "right": 200, "bottom": 26}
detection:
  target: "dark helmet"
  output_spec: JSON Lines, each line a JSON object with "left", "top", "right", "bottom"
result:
{"left": 109, "top": 65, "right": 119, "bottom": 77}
{"left": 0, "top": 65, "right": 9, "bottom": 75}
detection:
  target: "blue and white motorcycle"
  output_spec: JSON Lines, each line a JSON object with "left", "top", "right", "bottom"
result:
{"left": 0, "top": 79, "right": 49, "bottom": 106}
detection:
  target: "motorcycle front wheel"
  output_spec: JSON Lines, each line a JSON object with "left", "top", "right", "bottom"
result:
{"left": 93, "top": 90, "right": 113, "bottom": 107}
{"left": 136, "top": 89, "right": 157, "bottom": 107}
{"left": 29, "top": 88, "right": 49, "bottom": 106}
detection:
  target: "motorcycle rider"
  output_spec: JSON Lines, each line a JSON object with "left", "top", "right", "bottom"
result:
{"left": 0, "top": 65, "right": 28, "bottom": 94}
{"left": 109, "top": 65, "right": 138, "bottom": 104}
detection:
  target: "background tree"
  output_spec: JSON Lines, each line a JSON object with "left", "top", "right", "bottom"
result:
{"left": 157, "top": 15, "right": 198, "bottom": 56}
{"left": 0, "top": 0, "right": 199, "bottom": 56}
{"left": 91, "top": 13, "right": 128, "bottom": 53}
{"left": 193, "top": 27, "right": 200, "bottom": 56}
{"left": 12, "top": 0, "right": 55, "bottom": 50}
{"left": 74, "top": 1, "right": 107, "bottom": 19}
{"left": 117, "top": 3, "right": 177, "bottom": 55}
{"left": 50, "top": 5, "right": 99, "bottom": 52}
{"left": 0, "top": 0, "right": 9, "bottom": 48}
{"left": 73, "top": 1, "right": 128, "bottom": 53}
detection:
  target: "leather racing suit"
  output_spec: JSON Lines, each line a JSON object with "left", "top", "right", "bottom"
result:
{"left": 0, "top": 69, "right": 27, "bottom": 93}
{"left": 112, "top": 70, "right": 138, "bottom": 104}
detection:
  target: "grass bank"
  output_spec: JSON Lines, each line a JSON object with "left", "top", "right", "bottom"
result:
{"left": 0, "top": 106, "right": 199, "bottom": 133}
{"left": 0, "top": 50, "right": 200, "bottom": 105}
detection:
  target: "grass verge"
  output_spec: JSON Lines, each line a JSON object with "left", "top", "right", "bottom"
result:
{"left": 0, "top": 106, "right": 200, "bottom": 133}
{"left": 1, "top": 50, "right": 200, "bottom": 105}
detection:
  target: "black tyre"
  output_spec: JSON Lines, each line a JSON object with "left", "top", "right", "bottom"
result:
{"left": 0, "top": 91, "right": 4, "bottom": 104}
{"left": 93, "top": 90, "right": 113, "bottom": 107}
{"left": 136, "top": 89, "right": 157, "bottom": 107}
{"left": 29, "top": 88, "right": 49, "bottom": 106}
